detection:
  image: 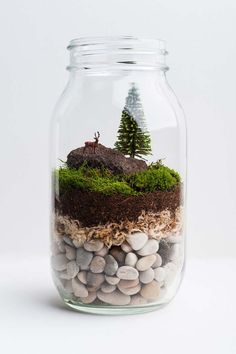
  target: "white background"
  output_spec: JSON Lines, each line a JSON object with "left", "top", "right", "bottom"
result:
{"left": 0, "top": 1, "right": 235, "bottom": 353}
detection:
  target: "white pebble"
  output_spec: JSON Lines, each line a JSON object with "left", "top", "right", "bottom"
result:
{"left": 127, "top": 232, "right": 148, "bottom": 251}
{"left": 95, "top": 246, "right": 109, "bottom": 257}
{"left": 72, "top": 278, "right": 88, "bottom": 298}
{"left": 81, "top": 292, "right": 97, "bottom": 304}
{"left": 140, "top": 280, "right": 161, "bottom": 300}
{"left": 125, "top": 252, "right": 138, "bottom": 267}
{"left": 137, "top": 239, "right": 159, "bottom": 256}
{"left": 118, "top": 279, "right": 139, "bottom": 289}
{"left": 136, "top": 255, "right": 156, "bottom": 271}
{"left": 152, "top": 253, "right": 162, "bottom": 268}
{"left": 139, "top": 268, "right": 155, "bottom": 284}
{"left": 65, "top": 245, "right": 76, "bottom": 260}
{"left": 154, "top": 267, "right": 166, "bottom": 282}
{"left": 97, "top": 290, "right": 130, "bottom": 305}
{"left": 66, "top": 260, "right": 79, "bottom": 278}
{"left": 84, "top": 240, "right": 104, "bottom": 252}
{"left": 118, "top": 283, "right": 141, "bottom": 296}
{"left": 77, "top": 270, "right": 87, "bottom": 284}
{"left": 117, "top": 266, "right": 139, "bottom": 280}
{"left": 130, "top": 295, "right": 147, "bottom": 305}
{"left": 105, "top": 275, "right": 120, "bottom": 285}
{"left": 51, "top": 254, "right": 68, "bottom": 271}
{"left": 101, "top": 283, "right": 116, "bottom": 293}
{"left": 121, "top": 242, "right": 133, "bottom": 253}
{"left": 90, "top": 256, "right": 106, "bottom": 273}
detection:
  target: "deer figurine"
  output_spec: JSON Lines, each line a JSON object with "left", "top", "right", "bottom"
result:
{"left": 83, "top": 131, "right": 100, "bottom": 154}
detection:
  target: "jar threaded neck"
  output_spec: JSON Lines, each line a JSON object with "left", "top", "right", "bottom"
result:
{"left": 67, "top": 36, "right": 168, "bottom": 72}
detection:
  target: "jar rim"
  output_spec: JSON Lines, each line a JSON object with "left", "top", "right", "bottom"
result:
{"left": 67, "top": 36, "right": 167, "bottom": 54}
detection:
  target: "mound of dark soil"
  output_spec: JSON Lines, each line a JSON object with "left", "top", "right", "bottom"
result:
{"left": 56, "top": 185, "right": 182, "bottom": 227}
{"left": 67, "top": 144, "right": 147, "bottom": 175}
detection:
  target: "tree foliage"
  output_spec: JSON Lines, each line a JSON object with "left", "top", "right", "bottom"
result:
{"left": 115, "top": 84, "right": 152, "bottom": 159}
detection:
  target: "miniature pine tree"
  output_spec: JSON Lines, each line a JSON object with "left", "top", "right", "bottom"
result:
{"left": 115, "top": 84, "right": 152, "bottom": 159}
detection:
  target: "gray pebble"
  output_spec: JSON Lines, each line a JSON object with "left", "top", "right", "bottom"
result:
{"left": 76, "top": 248, "right": 93, "bottom": 270}
{"left": 110, "top": 247, "right": 126, "bottom": 264}
{"left": 51, "top": 241, "right": 61, "bottom": 255}
{"left": 169, "top": 244, "right": 180, "bottom": 261}
{"left": 127, "top": 232, "right": 148, "bottom": 251}
{"left": 77, "top": 270, "right": 87, "bottom": 284}
{"left": 66, "top": 260, "right": 80, "bottom": 278}
{"left": 140, "top": 280, "right": 161, "bottom": 300}
{"left": 63, "top": 236, "right": 74, "bottom": 247}
{"left": 154, "top": 267, "right": 166, "bottom": 282}
{"left": 121, "top": 241, "right": 133, "bottom": 253}
{"left": 139, "top": 268, "right": 155, "bottom": 284}
{"left": 105, "top": 275, "right": 120, "bottom": 285}
{"left": 72, "top": 278, "right": 88, "bottom": 298}
{"left": 104, "top": 255, "right": 118, "bottom": 276}
{"left": 137, "top": 239, "right": 159, "bottom": 256}
{"left": 101, "top": 283, "right": 116, "bottom": 293}
{"left": 65, "top": 245, "right": 76, "bottom": 260}
{"left": 53, "top": 273, "right": 66, "bottom": 289}
{"left": 64, "top": 280, "right": 73, "bottom": 293}
{"left": 84, "top": 240, "right": 104, "bottom": 252}
{"left": 51, "top": 254, "right": 68, "bottom": 271}
{"left": 97, "top": 290, "right": 131, "bottom": 305}
{"left": 87, "top": 272, "right": 105, "bottom": 289}
{"left": 118, "top": 283, "right": 141, "bottom": 296}
{"left": 58, "top": 241, "right": 66, "bottom": 253}
{"left": 90, "top": 256, "right": 106, "bottom": 273}
{"left": 158, "top": 242, "right": 172, "bottom": 264}
{"left": 117, "top": 266, "right": 139, "bottom": 280}
{"left": 136, "top": 255, "right": 156, "bottom": 271}
{"left": 125, "top": 252, "right": 138, "bottom": 267}
{"left": 95, "top": 246, "right": 109, "bottom": 257}
{"left": 152, "top": 253, "right": 162, "bottom": 268}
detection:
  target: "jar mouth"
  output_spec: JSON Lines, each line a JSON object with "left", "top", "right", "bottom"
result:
{"left": 67, "top": 36, "right": 169, "bottom": 72}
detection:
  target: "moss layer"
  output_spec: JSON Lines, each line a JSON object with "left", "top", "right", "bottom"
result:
{"left": 56, "top": 162, "right": 181, "bottom": 196}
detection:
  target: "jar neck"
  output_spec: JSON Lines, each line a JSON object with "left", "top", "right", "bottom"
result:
{"left": 67, "top": 36, "right": 169, "bottom": 73}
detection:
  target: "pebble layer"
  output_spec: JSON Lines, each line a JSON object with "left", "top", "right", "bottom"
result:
{"left": 51, "top": 231, "right": 183, "bottom": 306}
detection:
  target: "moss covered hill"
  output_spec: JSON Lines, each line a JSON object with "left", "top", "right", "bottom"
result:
{"left": 57, "top": 144, "right": 180, "bottom": 196}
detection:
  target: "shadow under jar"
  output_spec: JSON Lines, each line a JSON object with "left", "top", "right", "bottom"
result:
{"left": 50, "top": 36, "right": 187, "bottom": 315}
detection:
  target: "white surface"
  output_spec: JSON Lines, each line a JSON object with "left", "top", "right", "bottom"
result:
{"left": 0, "top": 0, "right": 236, "bottom": 258}
{"left": 1, "top": 257, "right": 235, "bottom": 354}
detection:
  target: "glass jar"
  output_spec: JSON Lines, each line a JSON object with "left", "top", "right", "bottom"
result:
{"left": 50, "top": 36, "right": 186, "bottom": 315}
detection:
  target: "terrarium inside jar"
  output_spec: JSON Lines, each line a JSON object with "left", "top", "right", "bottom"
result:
{"left": 50, "top": 37, "right": 186, "bottom": 314}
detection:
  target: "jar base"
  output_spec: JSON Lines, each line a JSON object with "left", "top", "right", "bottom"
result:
{"left": 62, "top": 297, "right": 169, "bottom": 315}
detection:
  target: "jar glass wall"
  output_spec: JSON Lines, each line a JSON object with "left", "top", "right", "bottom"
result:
{"left": 50, "top": 37, "right": 186, "bottom": 315}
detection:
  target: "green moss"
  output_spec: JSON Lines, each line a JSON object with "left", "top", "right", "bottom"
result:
{"left": 127, "top": 166, "right": 180, "bottom": 192}
{"left": 57, "top": 166, "right": 137, "bottom": 196}
{"left": 56, "top": 162, "right": 181, "bottom": 196}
